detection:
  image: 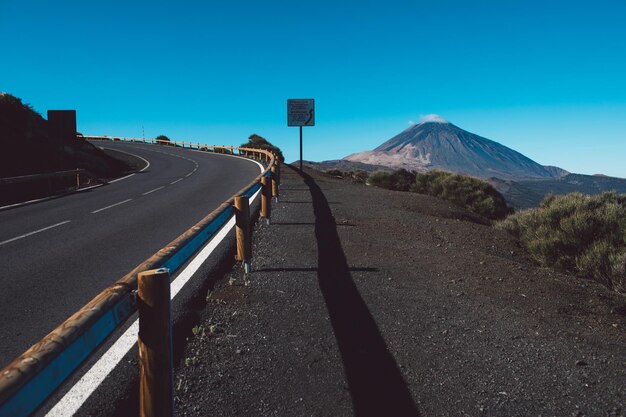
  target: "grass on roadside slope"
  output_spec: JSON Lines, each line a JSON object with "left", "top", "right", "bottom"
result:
{"left": 0, "top": 92, "right": 136, "bottom": 178}
{"left": 496, "top": 192, "right": 626, "bottom": 293}
{"left": 368, "top": 169, "right": 512, "bottom": 220}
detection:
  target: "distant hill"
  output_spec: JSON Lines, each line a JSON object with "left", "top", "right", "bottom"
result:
{"left": 0, "top": 92, "right": 133, "bottom": 178}
{"left": 491, "top": 174, "right": 626, "bottom": 209}
{"left": 341, "top": 117, "right": 568, "bottom": 181}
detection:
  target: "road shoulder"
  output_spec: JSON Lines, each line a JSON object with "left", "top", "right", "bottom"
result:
{"left": 175, "top": 166, "right": 626, "bottom": 416}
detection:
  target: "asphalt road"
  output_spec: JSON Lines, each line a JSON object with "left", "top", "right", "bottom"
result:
{"left": 0, "top": 141, "right": 261, "bottom": 368}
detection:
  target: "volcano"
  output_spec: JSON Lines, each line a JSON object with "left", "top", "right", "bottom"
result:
{"left": 342, "top": 117, "right": 568, "bottom": 180}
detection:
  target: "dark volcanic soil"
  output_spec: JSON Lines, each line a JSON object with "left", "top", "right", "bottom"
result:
{"left": 0, "top": 144, "right": 145, "bottom": 207}
{"left": 174, "top": 166, "right": 626, "bottom": 417}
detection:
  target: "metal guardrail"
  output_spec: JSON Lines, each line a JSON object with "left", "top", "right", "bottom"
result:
{"left": 0, "top": 169, "right": 93, "bottom": 207}
{"left": 0, "top": 136, "right": 278, "bottom": 417}
{"left": 0, "top": 169, "right": 86, "bottom": 186}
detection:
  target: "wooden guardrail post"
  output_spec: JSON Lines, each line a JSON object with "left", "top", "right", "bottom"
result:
{"left": 138, "top": 268, "right": 173, "bottom": 417}
{"left": 234, "top": 196, "right": 252, "bottom": 273}
{"left": 271, "top": 165, "right": 279, "bottom": 201}
{"left": 261, "top": 175, "right": 271, "bottom": 224}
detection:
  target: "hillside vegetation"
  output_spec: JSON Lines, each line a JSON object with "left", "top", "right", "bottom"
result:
{"left": 498, "top": 173, "right": 626, "bottom": 209}
{"left": 0, "top": 93, "right": 132, "bottom": 178}
{"left": 241, "top": 134, "right": 284, "bottom": 162}
{"left": 497, "top": 192, "right": 626, "bottom": 293}
{"left": 325, "top": 168, "right": 369, "bottom": 183}
{"left": 368, "top": 169, "right": 512, "bottom": 220}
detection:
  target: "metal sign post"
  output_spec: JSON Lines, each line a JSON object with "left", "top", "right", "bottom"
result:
{"left": 287, "top": 99, "right": 315, "bottom": 172}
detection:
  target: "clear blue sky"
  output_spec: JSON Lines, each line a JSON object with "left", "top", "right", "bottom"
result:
{"left": 2, "top": 0, "right": 626, "bottom": 177}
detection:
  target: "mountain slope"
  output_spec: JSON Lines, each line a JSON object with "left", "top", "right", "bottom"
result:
{"left": 492, "top": 173, "right": 626, "bottom": 209}
{"left": 343, "top": 119, "right": 568, "bottom": 180}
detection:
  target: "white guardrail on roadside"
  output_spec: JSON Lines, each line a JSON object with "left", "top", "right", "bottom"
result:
{"left": 0, "top": 136, "right": 280, "bottom": 417}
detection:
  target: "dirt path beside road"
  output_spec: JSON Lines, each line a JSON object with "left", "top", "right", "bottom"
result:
{"left": 175, "top": 166, "right": 626, "bottom": 416}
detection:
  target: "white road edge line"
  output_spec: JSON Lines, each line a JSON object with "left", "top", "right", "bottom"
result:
{"left": 77, "top": 184, "right": 104, "bottom": 193}
{"left": 170, "top": 178, "right": 183, "bottom": 185}
{"left": 45, "top": 186, "right": 263, "bottom": 417}
{"left": 0, "top": 196, "right": 63, "bottom": 211}
{"left": 90, "top": 199, "right": 132, "bottom": 214}
{"left": 106, "top": 149, "right": 150, "bottom": 184}
{"left": 0, "top": 182, "right": 106, "bottom": 212}
{"left": 0, "top": 221, "right": 71, "bottom": 247}
{"left": 107, "top": 173, "right": 136, "bottom": 184}
{"left": 141, "top": 186, "right": 165, "bottom": 196}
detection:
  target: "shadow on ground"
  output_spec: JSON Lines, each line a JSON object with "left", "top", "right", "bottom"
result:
{"left": 296, "top": 166, "right": 420, "bottom": 417}
{"left": 255, "top": 267, "right": 378, "bottom": 273}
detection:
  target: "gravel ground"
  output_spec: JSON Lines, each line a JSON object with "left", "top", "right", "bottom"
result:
{"left": 174, "top": 166, "right": 626, "bottom": 417}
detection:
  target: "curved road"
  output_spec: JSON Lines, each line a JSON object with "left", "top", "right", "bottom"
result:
{"left": 0, "top": 142, "right": 261, "bottom": 368}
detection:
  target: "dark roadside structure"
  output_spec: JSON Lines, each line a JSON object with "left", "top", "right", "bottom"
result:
{"left": 0, "top": 93, "right": 141, "bottom": 206}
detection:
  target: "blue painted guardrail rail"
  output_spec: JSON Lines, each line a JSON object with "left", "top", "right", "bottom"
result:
{"left": 0, "top": 137, "right": 277, "bottom": 417}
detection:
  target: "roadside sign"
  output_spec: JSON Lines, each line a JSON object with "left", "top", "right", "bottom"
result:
{"left": 287, "top": 99, "right": 315, "bottom": 172}
{"left": 287, "top": 99, "right": 315, "bottom": 127}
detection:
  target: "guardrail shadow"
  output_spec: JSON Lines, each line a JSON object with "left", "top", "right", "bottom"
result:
{"left": 272, "top": 221, "right": 355, "bottom": 227}
{"left": 279, "top": 200, "right": 342, "bottom": 205}
{"left": 255, "top": 267, "right": 378, "bottom": 273}
{"left": 294, "top": 166, "right": 420, "bottom": 417}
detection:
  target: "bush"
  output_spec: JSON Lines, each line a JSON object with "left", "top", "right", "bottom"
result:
{"left": 496, "top": 192, "right": 626, "bottom": 292}
{"left": 367, "top": 169, "right": 415, "bottom": 192}
{"left": 156, "top": 135, "right": 170, "bottom": 145}
{"left": 422, "top": 171, "right": 511, "bottom": 220}
{"left": 349, "top": 170, "right": 369, "bottom": 183}
{"left": 368, "top": 169, "right": 512, "bottom": 220}
{"left": 325, "top": 169, "right": 343, "bottom": 177}
{"left": 240, "top": 134, "right": 284, "bottom": 162}
{"left": 324, "top": 169, "right": 368, "bottom": 183}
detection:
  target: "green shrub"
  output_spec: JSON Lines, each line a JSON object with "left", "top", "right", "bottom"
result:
{"left": 325, "top": 169, "right": 368, "bottom": 183}
{"left": 410, "top": 170, "right": 511, "bottom": 219}
{"left": 496, "top": 192, "right": 626, "bottom": 293}
{"left": 325, "top": 169, "right": 343, "bottom": 177}
{"left": 349, "top": 170, "right": 369, "bottom": 183}
{"left": 156, "top": 135, "right": 170, "bottom": 145}
{"left": 240, "top": 133, "right": 284, "bottom": 162}
{"left": 367, "top": 169, "right": 415, "bottom": 191}
{"left": 367, "top": 171, "right": 392, "bottom": 188}
{"left": 367, "top": 169, "right": 511, "bottom": 219}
